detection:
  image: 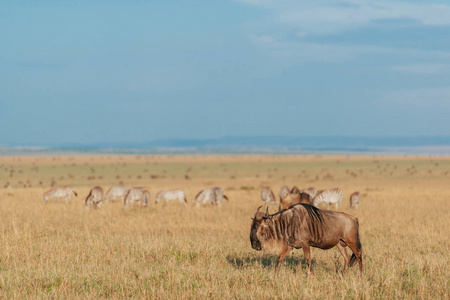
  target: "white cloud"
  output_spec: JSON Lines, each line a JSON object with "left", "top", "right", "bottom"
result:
{"left": 249, "top": 35, "right": 285, "bottom": 48}
{"left": 249, "top": 37, "right": 356, "bottom": 62}
{"left": 391, "top": 64, "right": 447, "bottom": 74}
{"left": 249, "top": 33, "right": 450, "bottom": 64}
{"left": 380, "top": 87, "right": 450, "bottom": 108}
{"left": 238, "top": 0, "right": 450, "bottom": 33}
{"left": 276, "top": 1, "right": 450, "bottom": 35}
{"left": 238, "top": 0, "right": 450, "bottom": 64}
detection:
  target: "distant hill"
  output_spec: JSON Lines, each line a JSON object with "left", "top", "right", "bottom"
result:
{"left": 2, "top": 136, "right": 450, "bottom": 155}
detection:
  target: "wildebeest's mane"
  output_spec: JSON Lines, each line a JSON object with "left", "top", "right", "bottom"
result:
{"left": 270, "top": 203, "right": 324, "bottom": 223}
{"left": 269, "top": 207, "right": 289, "bottom": 217}
{"left": 301, "top": 203, "right": 324, "bottom": 224}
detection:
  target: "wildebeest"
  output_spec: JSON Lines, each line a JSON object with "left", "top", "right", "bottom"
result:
{"left": 104, "top": 185, "right": 128, "bottom": 203}
{"left": 301, "top": 187, "right": 318, "bottom": 200}
{"left": 85, "top": 186, "right": 104, "bottom": 209}
{"left": 250, "top": 204, "right": 362, "bottom": 274}
{"left": 312, "top": 188, "right": 343, "bottom": 210}
{"left": 279, "top": 185, "right": 290, "bottom": 202}
{"left": 43, "top": 186, "right": 77, "bottom": 203}
{"left": 124, "top": 187, "right": 150, "bottom": 207}
{"left": 156, "top": 189, "right": 187, "bottom": 205}
{"left": 194, "top": 187, "right": 228, "bottom": 206}
{"left": 349, "top": 191, "right": 362, "bottom": 209}
{"left": 261, "top": 187, "right": 277, "bottom": 206}
{"left": 279, "top": 186, "right": 312, "bottom": 211}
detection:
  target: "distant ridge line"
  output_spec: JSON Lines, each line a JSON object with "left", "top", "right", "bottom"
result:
{"left": 1, "top": 135, "right": 450, "bottom": 156}
{"left": 5, "top": 135, "right": 449, "bottom": 149}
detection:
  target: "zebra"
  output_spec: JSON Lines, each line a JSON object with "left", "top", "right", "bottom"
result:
{"left": 155, "top": 189, "right": 187, "bottom": 205}
{"left": 213, "top": 187, "right": 228, "bottom": 206}
{"left": 194, "top": 187, "right": 228, "bottom": 207}
{"left": 261, "top": 187, "right": 277, "bottom": 206}
{"left": 124, "top": 187, "right": 150, "bottom": 207}
{"left": 43, "top": 186, "right": 77, "bottom": 203}
{"left": 312, "top": 188, "right": 343, "bottom": 210}
{"left": 104, "top": 185, "right": 129, "bottom": 203}
{"left": 301, "top": 187, "right": 318, "bottom": 200}
{"left": 85, "top": 186, "right": 104, "bottom": 209}
{"left": 349, "top": 191, "right": 362, "bottom": 209}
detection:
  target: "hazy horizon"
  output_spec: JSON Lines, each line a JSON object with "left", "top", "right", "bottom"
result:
{"left": 2, "top": 135, "right": 450, "bottom": 156}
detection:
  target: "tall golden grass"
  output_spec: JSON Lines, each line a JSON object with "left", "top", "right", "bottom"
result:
{"left": 0, "top": 155, "right": 448, "bottom": 298}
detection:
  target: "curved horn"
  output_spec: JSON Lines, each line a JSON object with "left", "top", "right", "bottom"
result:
{"left": 265, "top": 207, "right": 269, "bottom": 217}
{"left": 256, "top": 205, "right": 262, "bottom": 213}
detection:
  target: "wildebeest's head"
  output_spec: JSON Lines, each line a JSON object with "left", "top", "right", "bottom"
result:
{"left": 250, "top": 206, "right": 271, "bottom": 251}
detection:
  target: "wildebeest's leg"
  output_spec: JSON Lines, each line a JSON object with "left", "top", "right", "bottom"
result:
{"left": 336, "top": 242, "right": 350, "bottom": 272}
{"left": 302, "top": 244, "right": 313, "bottom": 274}
{"left": 348, "top": 242, "right": 363, "bottom": 273}
{"left": 275, "top": 246, "right": 292, "bottom": 274}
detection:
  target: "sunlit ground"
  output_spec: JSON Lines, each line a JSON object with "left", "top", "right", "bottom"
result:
{"left": 0, "top": 155, "right": 448, "bottom": 298}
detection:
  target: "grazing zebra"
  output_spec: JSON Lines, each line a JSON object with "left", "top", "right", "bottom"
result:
{"left": 85, "top": 186, "right": 104, "bottom": 209}
{"left": 312, "top": 188, "right": 343, "bottom": 210}
{"left": 194, "top": 187, "right": 228, "bottom": 206}
{"left": 213, "top": 187, "right": 228, "bottom": 206}
{"left": 43, "top": 186, "right": 77, "bottom": 203}
{"left": 124, "top": 187, "right": 150, "bottom": 207}
{"left": 261, "top": 187, "right": 277, "bottom": 206}
{"left": 301, "top": 187, "right": 318, "bottom": 200}
{"left": 104, "top": 185, "right": 129, "bottom": 203}
{"left": 349, "top": 191, "right": 362, "bottom": 209}
{"left": 155, "top": 189, "right": 187, "bottom": 205}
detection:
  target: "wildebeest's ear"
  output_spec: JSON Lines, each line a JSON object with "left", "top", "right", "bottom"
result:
{"left": 265, "top": 207, "right": 269, "bottom": 217}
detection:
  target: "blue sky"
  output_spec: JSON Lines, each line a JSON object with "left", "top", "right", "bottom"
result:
{"left": 1, "top": 0, "right": 450, "bottom": 146}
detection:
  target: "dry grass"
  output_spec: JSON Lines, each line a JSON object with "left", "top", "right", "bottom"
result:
{"left": 0, "top": 155, "right": 449, "bottom": 299}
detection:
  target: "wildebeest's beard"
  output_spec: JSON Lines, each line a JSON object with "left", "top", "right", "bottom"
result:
{"left": 250, "top": 220, "right": 262, "bottom": 250}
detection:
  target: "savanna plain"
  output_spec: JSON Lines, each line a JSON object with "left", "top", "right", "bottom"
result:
{"left": 0, "top": 154, "right": 448, "bottom": 299}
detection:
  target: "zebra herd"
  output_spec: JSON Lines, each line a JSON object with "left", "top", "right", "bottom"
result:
{"left": 43, "top": 185, "right": 361, "bottom": 210}
{"left": 43, "top": 186, "right": 228, "bottom": 209}
{"left": 261, "top": 186, "right": 362, "bottom": 210}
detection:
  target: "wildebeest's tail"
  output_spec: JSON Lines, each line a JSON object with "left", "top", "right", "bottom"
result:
{"left": 73, "top": 191, "right": 78, "bottom": 197}
{"left": 223, "top": 195, "right": 229, "bottom": 201}
{"left": 349, "top": 219, "right": 362, "bottom": 268}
